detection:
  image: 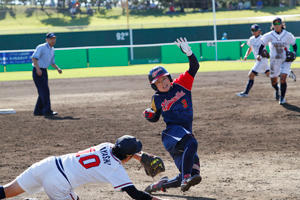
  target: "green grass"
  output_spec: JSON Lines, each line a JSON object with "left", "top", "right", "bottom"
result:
{"left": 1, "top": 60, "right": 300, "bottom": 82}
{"left": 1, "top": 6, "right": 300, "bottom": 34}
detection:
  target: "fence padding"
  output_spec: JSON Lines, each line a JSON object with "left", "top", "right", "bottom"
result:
{"left": 55, "top": 49, "right": 88, "bottom": 69}
{"left": 161, "top": 43, "right": 200, "bottom": 63}
{"left": 89, "top": 48, "right": 128, "bottom": 67}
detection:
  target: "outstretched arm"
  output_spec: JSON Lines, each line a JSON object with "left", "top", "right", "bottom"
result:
{"left": 175, "top": 37, "right": 199, "bottom": 77}
{"left": 244, "top": 47, "right": 252, "bottom": 60}
{"left": 122, "top": 185, "right": 165, "bottom": 200}
{"left": 187, "top": 53, "right": 200, "bottom": 77}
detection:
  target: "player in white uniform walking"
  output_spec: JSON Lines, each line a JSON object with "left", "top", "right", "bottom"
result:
{"left": 0, "top": 135, "right": 166, "bottom": 200}
{"left": 237, "top": 24, "right": 270, "bottom": 97}
{"left": 257, "top": 17, "right": 297, "bottom": 105}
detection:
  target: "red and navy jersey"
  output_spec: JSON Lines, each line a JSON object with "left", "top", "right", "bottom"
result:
{"left": 150, "top": 54, "right": 199, "bottom": 132}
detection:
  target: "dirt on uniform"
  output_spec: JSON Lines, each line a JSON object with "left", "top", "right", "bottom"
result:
{"left": 0, "top": 70, "right": 300, "bottom": 200}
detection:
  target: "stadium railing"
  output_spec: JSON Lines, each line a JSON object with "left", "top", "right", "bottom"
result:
{"left": 0, "top": 38, "right": 299, "bottom": 72}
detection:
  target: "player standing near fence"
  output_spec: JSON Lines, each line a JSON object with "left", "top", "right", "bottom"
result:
{"left": 237, "top": 24, "right": 270, "bottom": 97}
{"left": 257, "top": 18, "right": 297, "bottom": 105}
{"left": 143, "top": 37, "right": 201, "bottom": 193}
{"left": 32, "top": 32, "right": 62, "bottom": 117}
{"left": 0, "top": 135, "right": 167, "bottom": 200}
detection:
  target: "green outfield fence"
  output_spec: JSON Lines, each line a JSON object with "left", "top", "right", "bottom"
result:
{"left": 1, "top": 38, "right": 299, "bottom": 72}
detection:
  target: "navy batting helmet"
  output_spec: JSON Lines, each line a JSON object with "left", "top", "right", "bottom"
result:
{"left": 251, "top": 24, "right": 261, "bottom": 32}
{"left": 148, "top": 66, "right": 172, "bottom": 91}
{"left": 115, "top": 135, "right": 142, "bottom": 156}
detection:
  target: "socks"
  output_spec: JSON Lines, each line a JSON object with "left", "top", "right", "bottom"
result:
{"left": 280, "top": 82, "right": 287, "bottom": 99}
{"left": 0, "top": 186, "right": 6, "bottom": 199}
{"left": 272, "top": 83, "right": 279, "bottom": 92}
{"left": 244, "top": 79, "right": 254, "bottom": 94}
{"left": 181, "top": 138, "right": 198, "bottom": 179}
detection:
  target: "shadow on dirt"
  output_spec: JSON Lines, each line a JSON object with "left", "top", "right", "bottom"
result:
{"left": 156, "top": 193, "right": 216, "bottom": 200}
{"left": 282, "top": 103, "right": 300, "bottom": 113}
{"left": 44, "top": 115, "right": 81, "bottom": 120}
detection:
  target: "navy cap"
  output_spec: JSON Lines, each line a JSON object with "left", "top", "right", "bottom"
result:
{"left": 251, "top": 24, "right": 260, "bottom": 32}
{"left": 273, "top": 17, "right": 282, "bottom": 25}
{"left": 46, "top": 32, "right": 56, "bottom": 38}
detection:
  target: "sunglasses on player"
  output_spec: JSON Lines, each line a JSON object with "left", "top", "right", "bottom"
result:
{"left": 273, "top": 21, "right": 282, "bottom": 25}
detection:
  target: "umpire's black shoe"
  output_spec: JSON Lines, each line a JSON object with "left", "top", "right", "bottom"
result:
{"left": 44, "top": 111, "right": 58, "bottom": 116}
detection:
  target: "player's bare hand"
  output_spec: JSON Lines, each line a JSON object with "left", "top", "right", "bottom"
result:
{"left": 256, "top": 55, "right": 261, "bottom": 61}
{"left": 36, "top": 68, "right": 42, "bottom": 76}
{"left": 57, "top": 68, "right": 62, "bottom": 74}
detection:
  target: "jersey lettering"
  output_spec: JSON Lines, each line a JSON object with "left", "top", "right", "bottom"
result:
{"left": 161, "top": 91, "right": 185, "bottom": 111}
{"left": 100, "top": 147, "right": 111, "bottom": 165}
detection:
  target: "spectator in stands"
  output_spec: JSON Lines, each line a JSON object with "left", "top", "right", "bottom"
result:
{"left": 221, "top": 32, "right": 228, "bottom": 40}
{"left": 167, "top": 3, "right": 175, "bottom": 14}
{"left": 87, "top": 4, "right": 93, "bottom": 16}
{"left": 244, "top": 0, "right": 251, "bottom": 9}
{"left": 238, "top": 1, "right": 244, "bottom": 9}
{"left": 256, "top": 0, "right": 263, "bottom": 9}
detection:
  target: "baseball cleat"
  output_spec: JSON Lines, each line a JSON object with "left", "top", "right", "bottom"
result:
{"left": 279, "top": 97, "right": 286, "bottom": 105}
{"left": 145, "top": 176, "right": 168, "bottom": 193}
{"left": 180, "top": 174, "right": 202, "bottom": 192}
{"left": 236, "top": 92, "right": 248, "bottom": 97}
{"left": 289, "top": 70, "right": 296, "bottom": 82}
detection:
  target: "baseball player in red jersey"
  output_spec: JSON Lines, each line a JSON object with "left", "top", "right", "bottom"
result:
{"left": 0, "top": 135, "right": 167, "bottom": 200}
{"left": 143, "top": 38, "right": 201, "bottom": 193}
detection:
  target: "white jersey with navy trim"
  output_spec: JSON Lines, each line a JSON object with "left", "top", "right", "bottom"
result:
{"left": 261, "top": 30, "right": 296, "bottom": 59}
{"left": 247, "top": 35, "right": 265, "bottom": 58}
{"left": 60, "top": 142, "right": 133, "bottom": 190}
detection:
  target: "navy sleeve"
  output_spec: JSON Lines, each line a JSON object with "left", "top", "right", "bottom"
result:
{"left": 258, "top": 44, "right": 265, "bottom": 55}
{"left": 293, "top": 44, "right": 297, "bottom": 53}
{"left": 122, "top": 185, "right": 152, "bottom": 200}
{"left": 187, "top": 53, "right": 200, "bottom": 77}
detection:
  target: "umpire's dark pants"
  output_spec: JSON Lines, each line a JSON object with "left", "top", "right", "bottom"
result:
{"left": 32, "top": 68, "right": 52, "bottom": 115}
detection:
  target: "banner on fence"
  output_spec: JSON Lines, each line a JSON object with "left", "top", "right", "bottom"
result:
{"left": 0, "top": 51, "right": 33, "bottom": 65}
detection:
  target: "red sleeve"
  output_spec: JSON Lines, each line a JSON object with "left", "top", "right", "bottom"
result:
{"left": 173, "top": 71, "right": 194, "bottom": 91}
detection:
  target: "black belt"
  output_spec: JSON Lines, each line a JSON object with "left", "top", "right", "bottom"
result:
{"left": 55, "top": 157, "right": 71, "bottom": 185}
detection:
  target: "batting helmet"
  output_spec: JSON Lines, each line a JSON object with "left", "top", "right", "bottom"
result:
{"left": 148, "top": 66, "right": 172, "bottom": 91}
{"left": 115, "top": 135, "right": 142, "bottom": 156}
{"left": 251, "top": 24, "right": 261, "bottom": 32}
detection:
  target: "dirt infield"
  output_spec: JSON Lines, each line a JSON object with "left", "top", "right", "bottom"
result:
{"left": 1, "top": 69, "right": 300, "bottom": 200}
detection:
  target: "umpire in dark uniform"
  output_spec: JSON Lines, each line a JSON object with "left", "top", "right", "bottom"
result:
{"left": 32, "top": 32, "right": 62, "bottom": 116}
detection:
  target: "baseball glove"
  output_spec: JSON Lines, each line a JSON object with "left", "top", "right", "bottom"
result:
{"left": 261, "top": 49, "right": 270, "bottom": 58}
{"left": 141, "top": 153, "right": 165, "bottom": 177}
{"left": 286, "top": 51, "right": 296, "bottom": 62}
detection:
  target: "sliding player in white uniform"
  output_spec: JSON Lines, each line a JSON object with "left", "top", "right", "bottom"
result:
{"left": 237, "top": 24, "right": 270, "bottom": 97}
{"left": 0, "top": 135, "right": 166, "bottom": 200}
{"left": 257, "top": 17, "right": 297, "bottom": 105}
